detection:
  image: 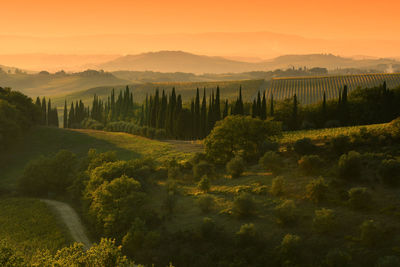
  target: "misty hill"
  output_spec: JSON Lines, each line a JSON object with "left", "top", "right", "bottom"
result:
{"left": 98, "top": 51, "right": 258, "bottom": 73}
{"left": 99, "top": 51, "right": 400, "bottom": 74}
{"left": 0, "top": 70, "right": 130, "bottom": 97}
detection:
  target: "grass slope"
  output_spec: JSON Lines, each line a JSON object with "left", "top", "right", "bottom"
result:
{"left": 0, "top": 127, "right": 196, "bottom": 190}
{"left": 0, "top": 198, "right": 70, "bottom": 261}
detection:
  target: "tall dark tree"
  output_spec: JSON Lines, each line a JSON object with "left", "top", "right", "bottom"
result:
{"left": 63, "top": 100, "right": 68, "bottom": 128}
{"left": 41, "top": 97, "right": 47, "bottom": 125}
{"left": 194, "top": 88, "right": 201, "bottom": 138}
{"left": 223, "top": 100, "right": 229, "bottom": 119}
{"left": 215, "top": 86, "right": 221, "bottom": 121}
{"left": 200, "top": 89, "right": 207, "bottom": 138}
{"left": 270, "top": 94, "right": 274, "bottom": 116}
{"left": 261, "top": 91, "right": 267, "bottom": 120}
{"left": 290, "top": 94, "right": 298, "bottom": 130}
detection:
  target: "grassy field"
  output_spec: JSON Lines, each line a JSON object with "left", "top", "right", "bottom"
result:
{"left": 0, "top": 198, "right": 70, "bottom": 261}
{"left": 0, "top": 127, "right": 197, "bottom": 190}
{"left": 280, "top": 123, "right": 389, "bottom": 143}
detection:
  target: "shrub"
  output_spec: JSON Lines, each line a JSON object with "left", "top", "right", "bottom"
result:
{"left": 259, "top": 151, "right": 283, "bottom": 174}
{"left": 305, "top": 177, "right": 328, "bottom": 204}
{"left": 313, "top": 208, "right": 336, "bottom": 233}
{"left": 331, "top": 135, "right": 351, "bottom": 155}
{"left": 226, "top": 156, "right": 245, "bottom": 178}
{"left": 200, "top": 217, "right": 218, "bottom": 239}
{"left": 360, "top": 219, "right": 381, "bottom": 246}
{"left": 338, "top": 151, "right": 362, "bottom": 180}
{"left": 348, "top": 187, "right": 372, "bottom": 210}
{"left": 298, "top": 155, "right": 323, "bottom": 175}
{"left": 379, "top": 159, "right": 400, "bottom": 186}
{"left": 236, "top": 223, "right": 256, "bottom": 246}
{"left": 168, "top": 166, "right": 182, "bottom": 180}
{"left": 279, "top": 234, "right": 302, "bottom": 260}
{"left": 190, "top": 152, "right": 207, "bottom": 165}
{"left": 197, "top": 194, "right": 215, "bottom": 213}
{"left": 233, "top": 193, "right": 256, "bottom": 218}
{"left": 293, "top": 138, "right": 316, "bottom": 155}
{"left": 204, "top": 115, "right": 282, "bottom": 163}
{"left": 197, "top": 176, "right": 211, "bottom": 193}
{"left": 325, "top": 248, "right": 352, "bottom": 267}
{"left": 270, "top": 176, "right": 286, "bottom": 196}
{"left": 375, "top": 256, "right": 400, "bottom": 267}
{"left": 193, "top": 161, "right": 215, "bottom": 180}
{"left": 274, "top": 200, "right": 297, "bottom": 225}
{"left": 261, "top": 139, "right": 279, "bottom": 153}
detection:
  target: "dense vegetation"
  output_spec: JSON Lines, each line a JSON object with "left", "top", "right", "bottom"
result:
{"left": 0, "top": 87, "right": 40, "bottom": 150}
{"left": 12, "top": 115, "right": 400, "bottom": 266}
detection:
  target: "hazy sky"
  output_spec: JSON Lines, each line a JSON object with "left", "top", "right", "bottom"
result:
{"left": 2, "top": 0, "right": 400, "bottom": 39}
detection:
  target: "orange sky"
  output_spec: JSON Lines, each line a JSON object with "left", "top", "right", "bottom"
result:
{"left": 1, "top": 0, "right": 400, "bottom": 39}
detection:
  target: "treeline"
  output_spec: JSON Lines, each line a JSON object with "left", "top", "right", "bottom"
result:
{"left": 0, "top": 87, "right": 41, "bottom": 150}
{"left": 34, "top": 97, "right": 59, "bottom": 127}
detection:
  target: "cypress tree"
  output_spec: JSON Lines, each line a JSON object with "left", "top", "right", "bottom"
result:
{"left": 194, "top": 88, "right": 200, "bottom": 138}
{"left": 47, "top": 99, "right": 52, "bottom": 126}
{"left": 63, "top": 100, "right": 68, "bottom": 128}
{"left": 322, "top": 91, "right": 327, "bottom": 125}
{"left": 35, "top": 97, "right": 41, "bottom": 107}
{"left": 207, "top": 93, "right": 214, "bottom": 134}
{"left": 41, "top": 97, "right": 47, "bottom": 125}
{"left": 261, "top": 91, "right": 267, "bottom": 120}
{"left": 291, "top": 94, "right": 298, "bottom": 130}
{"left": 200, "top": 89, "right": 207, "bottom": 138}
{"left": 215, "top": 86, "right": 221, "bottom": 121}
{"left": 223, "top": 100, "right": 229, "bottom": 118}
{"left": 251, "top": 99, "right": 257, "bottom": 118}
{"left": 68, "top": 103, "right": 75, "bottom": 128}
{"left": 256, "top": 91, "right": 262, "bottom": 117}
{"left": 238, "top": 86, "right": 244, "bottom": 115}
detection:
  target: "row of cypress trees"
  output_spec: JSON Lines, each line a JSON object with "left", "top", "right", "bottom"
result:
{"left": 35, "top": 97, "right": 59, "bottom": 127}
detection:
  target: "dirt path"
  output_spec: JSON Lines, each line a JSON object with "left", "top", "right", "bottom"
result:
{"left": 41, "top": 199, "right": 92, "bottom": 249}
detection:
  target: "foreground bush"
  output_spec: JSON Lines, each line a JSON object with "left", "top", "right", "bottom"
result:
{"left": 330, "top": 135, "right": 351, "bottom": 155}
{"left": 270, "top": 176, "right": 286, "bottom": 196}
{"left": 274, "top": 200, "right": 297, "bottom": 225}
{"left": 193, "top": 161, "right": 215, "bottom": 180}
{"left": 379, "top": 159, "right": 400, "bottom": 186}
{"left": 313, "top": 208, "right": 336, "bottom": 233}
{"left": 279, "top": 234, "right": 302, "bottom": 261}
{"left": 197, "top": 195, "right": 215, "bottom": 213}
{"left": 197, "top": 176, "right": 211, "bottom": 193}
{"left": 236, "top": 223, "right": 256, "bottom": 246}
{"left": 325, "top": 248, "right": 352, "bottom": 267}
{"left": 359, "top": 219, "right": 381, "bottom": 246}
{"left": 259, "top": 151, "right": 283, "bottom": 174}
{"left": 204, "top": 115, "right": 281, "bottom": 163}
{"left": 348, "top": 187, "right": 372, "bottom": 210}
{"left": 298, "top": 155, "right": 323, "bottom": 175}
{"left": 233, "top": 193, "right": 256, "bottom": 218}
{"left": 338, "top": 151, "right": 362, "bottom": 180}
{"left": 305, "top": 177, "right": 328, "bottom": 204}
{"left": 293, "top": 138, "right": 316, "bottom": 155}
{"left": 226, "top": 156, "right": 245, "bottom": 178}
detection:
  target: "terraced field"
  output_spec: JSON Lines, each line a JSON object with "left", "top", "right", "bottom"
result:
{"left": 265, "top": 73, "right": 400, "bottom": 104}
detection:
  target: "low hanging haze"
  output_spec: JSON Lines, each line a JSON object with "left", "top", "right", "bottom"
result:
{"left": 1, "top": 0, "right": 400, "bottom": 68}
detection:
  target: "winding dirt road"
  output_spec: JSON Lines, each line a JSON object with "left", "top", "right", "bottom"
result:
{"left": 41, "top": 199, "right": 92, "bottom": 249}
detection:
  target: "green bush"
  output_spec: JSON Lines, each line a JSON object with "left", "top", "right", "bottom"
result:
{"left": 338, "top": 151, "right": 362, "bottom": 180}
{"left": 279, "top": 234, "right": 302, "bottom": 261}
{"left": 274, "top": 200, "right": 297, "bottom": 225}
{"left": 331, "top": 135, "right": 351, "bottom": 155}
{"left": 313, "top": 208, "right": 336, "bottom": 233}
{"left": 379, "top": 159, "right": 400, "bottom": 186}
{"left": 305, "top": 177, "right": 328, "bottom": 204}
{"left": 197, "top": 195, "right": 215, "bottom": 213}
{"left": 325, "top": 248, "right": 352, "bottom": 267}
{"left": 360, "top": 219, "right": 381, "bottom": 246}
{"left": 298, "top": 155, "right": 323, "bottom": 175}
{"left": 197, "top": 176, "right": 211, "bottom": 193}
{"left": 259, "top": 151, "right": 283, "bottom": 174}
{"left": 261, "top": 139, "right": 279, "bottom": 153}
{"left": 348, "top": 187, "right": 372, "bottom": 210}
{"left": 236, "top": 223, "right": 256, "bottom": 246}
{"left": 233, "top": 193, "right": 256, "bottom": 218}
{"left": 204, "top": 115, "right": 282, "bottom": 163}
{"left": 270, "top": 176, "right": 286, "bottom": 196}
{"left": 193, "top": 161, "right": 215, "bottom": 180}
{"left": 226, "top": 156, "right": 245, "bottom": 178}
{"left": 293, "top": 138, "right": 316, "bottom": 155}
{"left": 375, "top": 256, "right": 400, "bottom": 267}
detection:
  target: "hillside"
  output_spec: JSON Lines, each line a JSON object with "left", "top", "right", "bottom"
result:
{"left": 98, "top": 51, "right": 400, "bottom": 74}
{"left": 0, "top": 70, "right": 130, "bottom": 97}
{"left": 265, "top": 73, "right": 400, "bottom": 104}
{"left": 52, "top": 79, "right": 265, "bottom": 108}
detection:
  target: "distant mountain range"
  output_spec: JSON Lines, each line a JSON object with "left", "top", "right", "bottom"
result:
{"left": 97, "top": 51, "right": 400, "bottom": 74}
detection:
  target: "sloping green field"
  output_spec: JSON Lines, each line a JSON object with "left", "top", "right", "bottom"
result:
{"left": 0, "top": 127, "right": 196, "bottom": 190}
